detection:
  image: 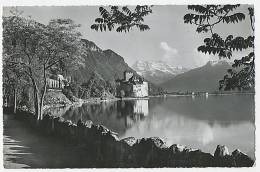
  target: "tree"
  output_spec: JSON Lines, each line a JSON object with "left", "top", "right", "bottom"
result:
{"left": 2, "top": 57, "right": 29, "bottom": 113}
{"left": 91, "top": 5, "right": 153, "bottom": 32}
{"left": 184, "top": 5, "right": 254, "bottom": 91}
{"left": 85, "top": 72, "right": 106, "bottom": 97}
{"left": 3, "top": 13, "right": 85, "bottom": 120}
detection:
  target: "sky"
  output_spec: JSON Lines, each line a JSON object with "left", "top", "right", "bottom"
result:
{"left": 3, "top": 5, "right": 253, "bottom": 69}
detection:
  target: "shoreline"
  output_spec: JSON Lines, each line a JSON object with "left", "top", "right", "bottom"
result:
{"left": 43, "top": 92, "right": 255, "bottom": 113}
{"left": 3, "top": 108, "right": 255, "bottom": 167}
{"left": 166, "top": 92, "right": 255, "bottom": 97}
{"left": 43, "top": 96, "right": 151, "bottom": 112}
{"left": 43, "top": 97, "right": 120, "bottom": 111}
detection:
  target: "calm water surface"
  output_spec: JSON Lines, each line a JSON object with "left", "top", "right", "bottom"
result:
{"left": 44, "top": 94, "right": 255, "bottom": 158}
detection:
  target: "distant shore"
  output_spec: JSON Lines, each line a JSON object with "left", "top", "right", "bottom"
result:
{"left": 166, "top": 92, "right": 255, "bottom": 96}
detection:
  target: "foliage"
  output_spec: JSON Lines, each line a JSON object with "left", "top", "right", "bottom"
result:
{"left": 2, "top": 56, "right": 30, "bottom": 112}
{"left": 3, "top": 11, "right": 85, "bottom": 119}
{"left": 91, "top": 5, "right": 152, "bottom": 32}
{"left": 44, "top": 90, "right": 72, "bottom": 106}
{"left": 62, "top": 86, "right": 75, "bottom": 101}
{"left": 105, "top": 80, "right": 117, "bottom": 95}
{"left": 148, "top": 83, "right": 166, "bottom": 95}
{"left": 184, "top": 5, "right": 254, "bottom": 91}
{"left": 81, "top": 72, "right": 115, "bottom": 98}
{"left": 66, "top": 72, "right": 117, "bottom": 99}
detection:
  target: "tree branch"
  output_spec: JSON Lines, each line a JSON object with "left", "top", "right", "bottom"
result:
{"left": 45, "top": 59, "right": 60, "bottom": 70}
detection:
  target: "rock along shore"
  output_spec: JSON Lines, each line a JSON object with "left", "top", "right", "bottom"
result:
{"left": 4, "top": 107, "right": 255, "bottom": 168}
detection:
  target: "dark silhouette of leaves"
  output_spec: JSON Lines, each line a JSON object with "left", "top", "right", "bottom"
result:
{"left": 91, "top": 5, "right": 152, "bottom": 32}
{"left": 222, "top": 13, "right": 245, "bottom": 24}
{"left": 184, "top": 5, "right": 255, "bottom": 91}
{"left": 184, "top": 5, "right": 246, "bottom": 34}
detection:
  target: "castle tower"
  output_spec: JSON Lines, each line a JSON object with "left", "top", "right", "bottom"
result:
{"left": 124, "top": 71, "right": 133, "bottom": 81}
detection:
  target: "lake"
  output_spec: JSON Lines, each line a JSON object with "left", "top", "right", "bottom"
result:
{"left": 44, "top": 94, "right": 255, "bottom": 159}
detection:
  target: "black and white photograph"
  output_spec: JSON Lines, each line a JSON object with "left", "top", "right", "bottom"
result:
{"left": 1, "top": 1, "right": 257, "bottom": 169}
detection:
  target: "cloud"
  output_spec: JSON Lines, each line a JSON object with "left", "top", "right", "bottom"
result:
{"left": 160, "top": 42, "right": 178, "bottom": 54}
{"left": 159, "top": 42, "right": 229, "bottom": 68}
{"left": 160, "top": 41, "right": 178, "bottom": 62}
{"left": 192, "top": 48, "right": 215, "bottom": 67}
{"left": 192, "top": 48, "right": 238, "bottom": 68}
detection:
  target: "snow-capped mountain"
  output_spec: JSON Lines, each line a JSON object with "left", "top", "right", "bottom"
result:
{"left": 207, "top": 60, "right": 233, "bottom": 66}
{"left": 132, "top": 60, "right": 189, "bottom": 85}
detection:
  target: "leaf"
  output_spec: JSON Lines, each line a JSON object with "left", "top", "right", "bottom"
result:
{"left": 122, "top": 6, "right": 132, "bottom": 15}
{"left": 183, "top": 14, "right": 193, "bottom": 24}
{"left": 222, "top": 13, "right": 245, "bottom": 24}
{"left": 95, "top": 18, "right": 104, "bottom": 23}
{"left": 92, "top": 6, "right": 152, "bottom": 32}
{"left": 99, "top": 7, "right": 109, "bottom": 19}
{"left": 187, "top": 5, "right": 209, "bottom": 14}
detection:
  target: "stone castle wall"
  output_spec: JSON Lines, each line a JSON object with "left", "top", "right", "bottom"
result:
{"left": 132, "top": 82, "right": 148, "bottom": 97}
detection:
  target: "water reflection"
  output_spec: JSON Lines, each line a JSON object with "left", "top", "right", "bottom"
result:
{"left": 122, "top": 109, "right": 254, "bottom": 158}
{"left": 44, "top": 99, "right": 149, "bottom": 136}
{"left": 44, "top": 95, "right": 254, "bottom": 158}
{"left": 44, "top": 105, "right": 72, "bottom": 117}
{"left": 134, "top": 100, "right": 149, "bottom": 116}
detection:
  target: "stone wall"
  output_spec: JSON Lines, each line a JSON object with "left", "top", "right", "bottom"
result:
{"left": 5, "top": 108, "right": 254, "bottom": 168}
{"left": 132, "top": 81, "right": 148, "bottom": 97}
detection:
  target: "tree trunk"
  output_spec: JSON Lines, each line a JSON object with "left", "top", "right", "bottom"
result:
{"left": 13, "top": 88, "right": 16, "bottom": 114}
{"left": 39, "top": 76, "right": 47, "bottom": 120}
{"left": 26, "top": 68, "right": 42, "bottom": 121}
{"left": 33, "top": 85, "right": 41, "bottom": 121}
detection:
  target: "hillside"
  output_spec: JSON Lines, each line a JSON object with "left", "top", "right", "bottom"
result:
{"left": 72, "top": 39, "right": 136, "bottom": 84}
{"left": 161, "top": 61, "right": 232, "bottom": 92}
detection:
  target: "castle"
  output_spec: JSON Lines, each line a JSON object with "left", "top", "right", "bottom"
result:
{"left": 116, "top": 71, "right": 148, "bottom": 98}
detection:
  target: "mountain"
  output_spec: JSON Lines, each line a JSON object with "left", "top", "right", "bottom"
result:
{"left": 69, "top": 39, "right": 162, "bottom": 95}
{"left": 160, "top": 60, "right": 232, "bottom": 92}
{"left": 132, "top": 60, "right": 189, "bottom": 85}
{"left": 72, "top": 39, "right": 136, "bottom": 84}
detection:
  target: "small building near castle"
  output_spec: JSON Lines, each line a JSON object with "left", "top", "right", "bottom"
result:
{"left": 116, "top": 71, "right": 148, "bottom": 98}
{"left": 46, "top": 74, "right": 71, "bottom": 90}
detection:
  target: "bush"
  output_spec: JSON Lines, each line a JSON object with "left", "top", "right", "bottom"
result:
{"left": 62, "top": 87, "right": 74, "bottom": 100}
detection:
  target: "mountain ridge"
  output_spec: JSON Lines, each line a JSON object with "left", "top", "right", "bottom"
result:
{"left": 132, "top": 60, "right": 189, "bottom": 85}
{"left": 72, "top": 38, "right": 136, "bottom": 84}
{"left": 160, "top": 60, "right": 232, "bottom": 92}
